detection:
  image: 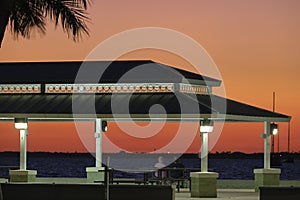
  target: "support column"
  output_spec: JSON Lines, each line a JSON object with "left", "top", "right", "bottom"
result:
{"left": 264, "top": 122, "right": 271, "bottom": 169}
{"left": 20, "top": 129, "right": 27, "bottom": 170}
{"left": 254, "top": 121, "right": 281, "bottom": 191}
{"left": 86, "top": 118, "right": 105, "bottom": 183}
{"left": 201, "top": 132, "right": 208, "bottom": 172}
{"left": 10, "top": 128, "right": 37, "bottom": 182}
{"left": 191, "top": 126, "right": 218, "bottom": 198}
{"left": 95, "top": 118, "right": 102, "bottom": 167}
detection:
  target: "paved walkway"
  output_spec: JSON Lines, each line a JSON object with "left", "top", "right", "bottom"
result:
{"left": 175, "top": 189, "right": 259, "bottom": 200}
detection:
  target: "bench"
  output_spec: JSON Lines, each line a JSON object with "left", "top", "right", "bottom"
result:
{"left": 106, "top": 167, "right": 193, "bottom": 192}
{"left": 260, "top": 186, "right": 300, "bottom": 200}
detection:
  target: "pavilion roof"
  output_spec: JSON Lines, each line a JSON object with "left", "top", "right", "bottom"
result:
{"left": 0, "top": 61, "right": 290, "bottom": 122}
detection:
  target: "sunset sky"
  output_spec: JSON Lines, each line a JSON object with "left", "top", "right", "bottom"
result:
{"left": 0, "top": 0, "right": 299, "bottom": 153}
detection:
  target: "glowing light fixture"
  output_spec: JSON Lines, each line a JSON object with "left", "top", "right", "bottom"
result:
{"left": 0, "top": 83, "right": 211, "bottom": 94}
{"left": 200, "top": 119, "right": 214, "bottom": 133}
{"left": 102, "top": 120, "right": 108, "bottom": 132}
{"left": 14, "top": 118, "right": 28, "bottom": 130}
{"left": 270, "top": 123, "right": 278, "bottom": 135}
{"left": 0, "top": 84, "right": 41, "bottom": 94}
{"left": 45, "top": 83, "right": 175, "bottom": 94}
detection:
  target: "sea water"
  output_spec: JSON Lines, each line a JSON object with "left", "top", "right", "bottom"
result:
{"left": 0, "top": 153, "right": 299, "bottom": 180}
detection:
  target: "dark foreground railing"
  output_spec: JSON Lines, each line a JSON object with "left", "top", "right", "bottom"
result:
{"left": 260, "top": 186, "right": 300, "bottom": 200}
{"left": 0, "top": 183, "right": 174, "bottom": 200}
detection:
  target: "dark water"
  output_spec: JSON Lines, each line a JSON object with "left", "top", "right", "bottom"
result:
{"left": 0, "top": 153, "right": 299, "bottom": 180}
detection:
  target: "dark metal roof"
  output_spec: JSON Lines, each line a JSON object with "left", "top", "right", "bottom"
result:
{"left": 0, "top": 60, "right": 290, "bottom": 122}
{"left": 0, "top": 93, "right": 290, "bottom": 122}
{"left": 0, "top": 60, "right": 221, "bottom": 86}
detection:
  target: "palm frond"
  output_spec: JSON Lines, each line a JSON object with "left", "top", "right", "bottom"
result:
{"left": 1, "top": 0, "right": 91, "bottom": 47}
{"left": 10, "top": 0, "right": 46, "bottom": 39}
{"left": 40, "top": 0, "right": 91, "bottom": 40}
{"left": 0, "top": 0, "right": 15, "bottom": 47}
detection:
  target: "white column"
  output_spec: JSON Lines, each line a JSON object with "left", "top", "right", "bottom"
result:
{"left": 201, "top": 132, "right": 209, "bottom": 172}
{"left": 264, "top": 121, "right": 271, "bottom": 169}
{"left": 95, "top": 118, "right": 102, "bottom": 167}
{"left": 20, "top": 129, "right": 27, "bottom": 170}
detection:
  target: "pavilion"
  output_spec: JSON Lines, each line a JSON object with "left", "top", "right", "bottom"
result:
{"left": 0, "top": 60, "right": 291, "bottom": 197}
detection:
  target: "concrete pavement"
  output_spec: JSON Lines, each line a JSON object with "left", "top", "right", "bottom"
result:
{"left": 175, "top": 189, "right": 258, "bottom": 200}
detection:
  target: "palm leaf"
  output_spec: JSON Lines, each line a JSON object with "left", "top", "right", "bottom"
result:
{"left": 10, "top": 0, "right": 46, "bottom": 38}
{"left": 0, "top": 0, "right": 14, "bottom": 47}
{"left": 41, "top": 0, "right": 91, "bottom": 40}
{"left": 0, "top": 0, "right": 91, "bottom": 47}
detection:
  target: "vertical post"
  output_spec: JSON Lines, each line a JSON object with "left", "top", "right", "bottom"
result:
{"left": 277, "top": 131, "right": 280, "bottom": 153}
{"left": 288, "top": 122, "right": 290, "bottom": 153}
{"left": 264, "top": 122, "right": 271, "bottom": 169}
{"left": 104, "top": 166, "right": 110, "bottom": 200}
{"left": 201, "top": 132, "right": 208, "bottom": 172}
{"left": 20, "top": 129, "right": 27, "bottom": 170}
{"left": 271, "top": 135, "right": 275, "bottom": 153}
{"left": 95, "top": 118, "right": 102, "bottom": 167}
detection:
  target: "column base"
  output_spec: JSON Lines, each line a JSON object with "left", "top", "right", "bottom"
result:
{"left": 190, "top": 172, "right": 219, "bottom": 198}
{"left": 86, "top": 167, "right": 105, "bottom": 183}
{"left": 254, "top": 168, "right": 281, "bottom": 192}
{"left": 9, "top": 170, "right": 37, "bottom": 182}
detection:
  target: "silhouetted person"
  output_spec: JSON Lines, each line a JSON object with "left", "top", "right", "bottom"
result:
{"left": 154, "top": 156, "right": 166, "bottom": 178}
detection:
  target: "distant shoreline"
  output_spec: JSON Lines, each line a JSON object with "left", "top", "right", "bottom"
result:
{"left": 1, "top": 151, "right": 299, "bottom": 159}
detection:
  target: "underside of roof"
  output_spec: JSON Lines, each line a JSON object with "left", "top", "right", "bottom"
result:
{"left": 0, "top": 93, "right": 291, "bottom": 122}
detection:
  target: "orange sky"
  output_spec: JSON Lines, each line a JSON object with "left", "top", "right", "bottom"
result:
{"left": 0, "top": 0, "right": 299, "bottom": 153}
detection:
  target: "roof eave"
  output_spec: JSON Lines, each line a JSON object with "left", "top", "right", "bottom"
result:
{"left": 0, "top": 113, "right": 291, "bottom": 122}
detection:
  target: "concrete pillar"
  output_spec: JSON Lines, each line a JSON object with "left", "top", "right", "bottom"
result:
{"left": 10, "top": 128, "right": 37, "bottom": 182}
{"left": 254, "top": 121, "right": 281, "bottom": 191}
{"left": 264, "top": 122, "right": 271, "bottom": 169}
{"left": 20, "top": 129, "right": 27, "bottom": 170}
{"left": 254, "top": 168, "right": 281, "bottom": 192}
{"left": 190, "top": 172, "right": 219, "bottom": 198}
{"left": 95, "top": 118, "right": 102, "bottom": 167}
{"left": 201, "top": 132, "right": 208, "bottom": 172}
{"left": 9, "top": 170, "right": 37, "bottom": 182}
{"left": 86, "top": 118, "right": 104, "bottom": 183}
